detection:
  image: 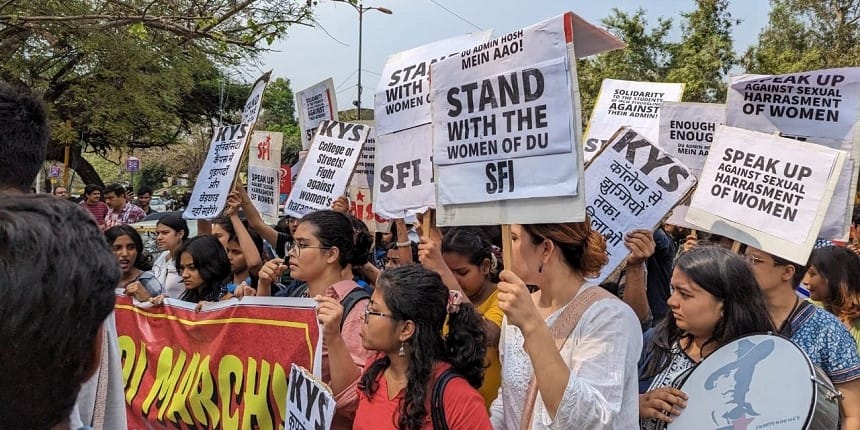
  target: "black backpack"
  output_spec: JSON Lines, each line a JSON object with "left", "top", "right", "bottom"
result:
{"left": 430, "top": 368, "right": 461, "bottom": 430}
{"left": 291, "top": 284, "right": 370, "bottom": 330}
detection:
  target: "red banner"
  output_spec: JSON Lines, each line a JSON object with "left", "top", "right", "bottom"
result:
{"left": 115, "top": 295, "right": 321, "bottom": 430}
{"left": 279, "top": 164, "right": 292, "bottom": 196}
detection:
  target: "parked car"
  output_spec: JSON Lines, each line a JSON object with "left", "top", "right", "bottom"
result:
{"left": 149, "top": 197, "right": 167, "bottom": 212}
{"left": 129, "top": 211, "right": 198, "bottom": 262}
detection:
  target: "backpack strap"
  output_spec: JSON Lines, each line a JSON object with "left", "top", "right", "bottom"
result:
{"left": 289, "top": 283, "right": 309, "bottom": 298}
{"left": 431, "top": 368, "right": 460, "bottom": 430}
{"left": 519, "top": 285, "right": 616, "bottom": 430}
{"left": 339, "top": 287, "right": 371, "bottom": 330}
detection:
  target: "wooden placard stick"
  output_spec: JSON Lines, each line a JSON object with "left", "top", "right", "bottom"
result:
{"left": 501, "top": 224, "right": 513, "bottom": 272}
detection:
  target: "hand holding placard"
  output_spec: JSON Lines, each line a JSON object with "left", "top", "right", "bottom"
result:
{"left": 497, "top": 269, "right": 540, "bottom": 334}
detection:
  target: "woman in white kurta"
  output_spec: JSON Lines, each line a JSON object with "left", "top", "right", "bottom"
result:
{"left": 491, "top": 222, "right": 642, "bottom": 429}
{"left": 151, "top": 213, "right": 188, "bottom": 298}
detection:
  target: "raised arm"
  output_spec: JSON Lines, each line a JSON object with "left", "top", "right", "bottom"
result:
{"left": 236, "top": 184, "right": 279, "bottom": 247}
{"left": 226, "top": 190, "right": 262, "bottom": 271}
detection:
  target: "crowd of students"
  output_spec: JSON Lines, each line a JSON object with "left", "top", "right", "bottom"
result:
{"left": 2, "top": 81, "right": 860, "bottom": 430}
{"left": 100, "top": 182, "right": 860, "bottom": 430}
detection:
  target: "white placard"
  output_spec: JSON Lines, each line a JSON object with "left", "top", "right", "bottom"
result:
{"left": 351, "top": 129, "right": 375, "bottom": 189}
{"left": 297, "top": 78, "right": 338, "bottom": 150}
{"left": 248, "top": 165, "right": 280, "bottom": 221}
{"left": 586, "top": 127, "right": 696, "bottom": 282}
{"left": 184, "top": 124, "right": 251, "bottom": 219}
{"left": 583, "top": 79, "right": 685, "bottom": 162}
{"left": 726, "top": 68, "right": 860, "bottom": 150}
{"left": 687, "top": 126, "right": 844, "bottom": 263}
{"left": 287, "top": 364, "right": 334, "bottom": 430}
{"left": 375, "top": 31, "right": 492, "bottom": 136}
{"left": 241, "top": 72, "right": 270, "bottom": 127}
{"left": 248, "top": 131, "right": 284, "bottom": 224}
{"left": 657, "top": 102, "right": 725, "bottom": 178}
{"left": 664, "top": 202, "right": 699, "bottom": 230}
{"left": 820, "top": 159, "right": 855, "bottom": 239}
{"left": 435, "top": 150, "right": 585, "bottom": 226}
{"left": 435, "top": 13, "right": 625, "bottom": 226}
{"left": 185, "top": 72, "right": 270, "bottom": 220}
{"left": 432, "top": 15, "right": 574, "bottom": 166}
{"left": 436, "top": 151, "right": 578, "bottom": 204}
{"left": 373, "top": 124, "right": 435, "bottom": 219}
{"left": 726, "top": 68, "right": 860, "bottom": 240}
{"left": 431, "top": 14, "right": 579, "bottom": 205}
{"left": 291, "top": 151, "right": 307, "bottom": 187}
{"left": 285, "top": 121, "right": 370, "bottom": 218}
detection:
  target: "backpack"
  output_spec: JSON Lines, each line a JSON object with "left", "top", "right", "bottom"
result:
{"left": 291, "top": 284, "right": 370, "bottom": 330}
{"left": 430, "top": 368, "right": 460, "bottom": 430}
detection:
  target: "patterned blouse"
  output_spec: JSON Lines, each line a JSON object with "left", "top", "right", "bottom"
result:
{"left": 638, "top": 340, "right": 696, "bottom": 430}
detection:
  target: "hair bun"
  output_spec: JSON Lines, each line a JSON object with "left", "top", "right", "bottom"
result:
{"left": 580, "top": 230, "right": 608, "bottom": 278}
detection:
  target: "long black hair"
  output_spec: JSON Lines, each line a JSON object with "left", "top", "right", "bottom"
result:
{"left": 641, "top": 246, "right": 774, "bottom": 379}
{"left": 441, "top": 227, "right": 500, "bottom": 282}
{"left": 808, "top": 245, "right": 860, "bottom": 320}
{"left": 346, "top": 214, "right": 374, "bottom": 268}
{"left": 359, "top": 264, "right": 486, "bottom": 430}
{"left": 174, "top": 235, "right": 230, "bottom": 303}
{"left": 105, "top": 225, "right": 151, "bottom": 271}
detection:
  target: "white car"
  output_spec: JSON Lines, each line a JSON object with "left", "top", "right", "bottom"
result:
{"left": 130, "top": 211, "right": 198, "bottom": 262}
{"left": 149, "top": 197, "right": 168, "bottom": 212}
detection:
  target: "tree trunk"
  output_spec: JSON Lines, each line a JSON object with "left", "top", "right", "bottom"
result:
{"left": 46, "top": 141, "right": 103, "bottom": 187}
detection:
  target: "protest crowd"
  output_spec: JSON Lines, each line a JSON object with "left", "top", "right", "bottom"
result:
{"left": 4, "top": 10, "right": 860, "bottom": 430}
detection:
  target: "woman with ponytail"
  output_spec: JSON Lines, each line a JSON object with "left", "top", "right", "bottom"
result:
{"left": 490, "top": 222, "right": 642, "bottom": 429}
{"left": 319, "top": 264, "right": 492, "bottom": 430}
{"left": 439, "top": 227, "right": 503, "bottom": 407}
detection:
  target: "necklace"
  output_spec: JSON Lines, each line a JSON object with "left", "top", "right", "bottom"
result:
{"left": 776, "top": 296, "right": 801, "bottom": 335}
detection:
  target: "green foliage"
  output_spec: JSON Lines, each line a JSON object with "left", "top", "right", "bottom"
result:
{"left": 667, "top": 0, "right": 737, "bottom": 103}
{"left": 136, "top": 163, "right": 168, "bottom": 191}
{"left": 577, "top": 2, "right": 738, "bottom": 119}
{"left": 258, "top": 77, "right": 301, "bottom": 166}
{"left": 0, "top": 0, "right": 318, "bottom": 185}
{"left": 261, "top": 78, "right": 298, "bottom": 128}
{"left": 577, "top": 9, "right": 674, "bottom": 121}
{"left": 741, "top": 0, "right": 860, "bottom": 73}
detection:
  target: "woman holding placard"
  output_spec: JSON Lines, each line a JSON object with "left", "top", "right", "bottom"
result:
{"left": 803, "top": 246, "right": 860, "bottom": 353}
{"left": 638, "top": 246, "right": 773, "bottom": 429}
{"left": 490, "top": 222, "right": 642, "bottom": 429}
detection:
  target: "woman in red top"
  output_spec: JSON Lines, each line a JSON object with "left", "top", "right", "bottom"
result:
{"left": 319, "top": 264, "right": 492, "bottom": 430}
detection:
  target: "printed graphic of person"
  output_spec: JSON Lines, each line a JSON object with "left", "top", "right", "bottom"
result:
{"left": 704, "top": 338, "right": 775, "bottom": 429}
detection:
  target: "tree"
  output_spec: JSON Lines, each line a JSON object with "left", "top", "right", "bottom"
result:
{"left": 742, "top": 0, "right": 860, "bottom": 73}
{"left": 576, "top": 9, "right": 674, "bottom": 121}
{"left": 136, "top": 163, "right": 168, "bottom": 192}
{"left": 258, "top": 77, "right": 302, "bottom": 165}
{"left": 667, "top": 0, "right": 737, "bottom": 103}
{"left": 0, "top": 0, "right": 318, "bottom": 186}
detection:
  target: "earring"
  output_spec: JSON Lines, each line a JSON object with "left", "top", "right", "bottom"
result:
{"left": 398, "top": 343, "right": 406, "bottom": 357}
{"left": 538, "top": 262, "right": 544, "bottom": 273}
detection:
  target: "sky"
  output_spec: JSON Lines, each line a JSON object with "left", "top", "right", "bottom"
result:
{"left": 256, "top": 0, "right": 771, "bottom": 110}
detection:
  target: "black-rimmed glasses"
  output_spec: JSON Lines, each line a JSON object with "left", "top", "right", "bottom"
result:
{"left": 286, "top": 242, "right": 331, "bottom": 258}
{"left": 362, "top": 303, "right": 394, "bottom": 324}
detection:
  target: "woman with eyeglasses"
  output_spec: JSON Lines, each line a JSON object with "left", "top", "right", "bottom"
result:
{"left": 638, "top": 246, "right": 774, "bottom": 429}
{"left": 320, "top": 264, "right": 492, "bottom": 430}
{"left": 256, "top": 209, "right": 372, "bottom": 430}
